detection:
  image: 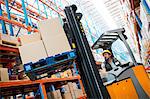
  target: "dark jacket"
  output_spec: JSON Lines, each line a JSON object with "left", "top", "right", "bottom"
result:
{"left": 104, "top": 57, "right": 121, "bottom": 71}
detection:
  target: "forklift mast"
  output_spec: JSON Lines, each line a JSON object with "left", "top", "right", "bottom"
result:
{"left": 64, "top": 5, "right": 110, "bottom": 98}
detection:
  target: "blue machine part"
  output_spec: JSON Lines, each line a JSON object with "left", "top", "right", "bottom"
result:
{"left": 25, "top": 65, "right": 32, "bottom": 71}
{"left": 46, "top": 56, "right": 55, "bottom": 64}
{"left": 24, "top": 63, "right": 32, "bottom": 72}
{"left": 69, "top": 51, "right": 76, "bottom": 58}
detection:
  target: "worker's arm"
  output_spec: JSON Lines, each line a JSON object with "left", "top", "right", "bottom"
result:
{"left": 99, "top": 62, "right": 107, "bottom": 78}
{"left": 99, "top": 62, "right": 106, "bottom": 72}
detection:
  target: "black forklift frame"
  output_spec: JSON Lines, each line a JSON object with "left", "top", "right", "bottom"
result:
{"left": 64, "top": 5, "right": 110, "bottom": 98}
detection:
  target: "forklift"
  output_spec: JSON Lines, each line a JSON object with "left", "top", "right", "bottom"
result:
{"left": 92, "top": 28, "right": 150, "bottom": 98}
{"left": 64, "top": 5, "right": 150, "bottom": 99}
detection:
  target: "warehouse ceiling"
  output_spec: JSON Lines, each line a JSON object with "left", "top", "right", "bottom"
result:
{"left": 69, "top": 0, "right": 126, "bottom": 35}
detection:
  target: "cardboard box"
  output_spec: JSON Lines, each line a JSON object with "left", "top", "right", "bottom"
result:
{"left": 68, "top": 82, "right": 76, "bottom": 99}
{"left": 0, "top": 68, "right": 9, "bottom": 82}
{"left": 72, "top": 82, "right": 78, "bottom": 90}
{"left": 38, "top": 18, "right": 71, "bottom": 57}
{"left": 62, "top": 83, "right": 84, "bottom": 99}
{"left": 19, "top": 40, "right": 47, "bottom": 64}
{"left": 62, "top": 84, "right": 70, "bottom": 93}
{"left": 47, "top": 90, "right": 62, "bottom": 99}
{"left": 74, "top": 89, "right": 84, "bottom": 98}
{"left": 68, "top": 82, "right": 78, "bottom": 90}
{"left": 20, "top": 33, "right": 41, "bottom": 45}
{"left": 62, "top": 92, "right": 72, "bottom": 99}
{"left": 68, "top": 82, "right": 84, "bottom": 98}
{"left": 0, "top": 64, "right": 3, "bottom": 68}
{"left": 62, "top": 83, "right": 75, "bottom": 99}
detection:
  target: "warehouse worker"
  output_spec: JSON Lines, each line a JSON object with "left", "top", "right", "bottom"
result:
{"left": 99, "top": 50, "right": 121, "bottom": 82}
{"left": 100, "top": 50, "right": 121, "bottom": 72}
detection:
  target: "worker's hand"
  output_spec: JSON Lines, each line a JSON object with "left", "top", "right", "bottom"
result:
{"left": 100, "top": 69, "right": 107, "bottom": 73}
{"left": 99, "top": 69, "right": 107, "bottom": 77}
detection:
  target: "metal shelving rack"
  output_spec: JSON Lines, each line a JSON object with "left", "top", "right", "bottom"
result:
{"left": 0, "top": 45, "right": 19, "bottom": 64}
{"left": 0, "top": 0, "right": 69, "bottom": 36}
{"left": 120, "top": 0, "right": 150, "bottom": 67}
{"left": 0, "top": 75, "right": 86, "bottom": 99}
{"left": 120, "top": 0, "right": 142, "bottom": 57}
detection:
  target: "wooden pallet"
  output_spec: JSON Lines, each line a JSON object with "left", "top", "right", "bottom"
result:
{"left": 0, "top": 40, "right": 19, "bottom": 48}
{"left": 0, "top": 33, "right": 19, "bottom": 48}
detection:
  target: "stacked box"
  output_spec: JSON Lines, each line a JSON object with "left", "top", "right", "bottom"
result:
{"left": 68, "top": 82, "right": 76, "bottom": 99}
{"left": 19, "top": 40, "right": 47, "bottom": 64}
{"left": 48, "top": 83, "right": 84, "bottom": 99}
{"left": 47, "top": 90, "right": 62, "bottom": 99}
{"left": 19, "top": 33, "right": 41, "bottom": 45}
{"left": 62, "top": 84, "right": 73, "bottom": 99}
{"left": 0, "top": 64, "right": 3, "bottom": 68}
{"left": 0, "top": 68, "right": 9, "bottom": 82}
{"left": 68, "top": 82, "right": 84, "bottom": 98}
{"left": 62, "top": 92, "right": 72, "bottom": 99}
{"left": 74, "top": 89, "right": 84, "bottom": 98}
{"left": 62, "top": 82, "right": 84, "bottom": 99}
{"left": 38, "top": 18, "right": 71, "bottom": 57}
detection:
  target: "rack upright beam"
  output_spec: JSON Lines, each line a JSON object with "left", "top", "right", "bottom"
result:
{"left": 4, "top": 0, "right": 14, "bottom": 36}
{"left": 0, "top": 3, "right": 7, "bottom": 34}
{"left": 21, "top": 0, "right": 30, "bottom": 34}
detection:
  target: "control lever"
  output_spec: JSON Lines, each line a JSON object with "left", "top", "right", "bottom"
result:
{"left": 114, "top": 68, "right": 119, "bottom": 71}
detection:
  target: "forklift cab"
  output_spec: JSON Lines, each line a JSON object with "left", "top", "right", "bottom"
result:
{"left": 92, "top": 28, "right": 136, "bottom": 65}
{"left": 92, "top": 28, "right": 135, "bottom": 84}
{"left": 92, "top": 28, "right": 150, "bottom": 98}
